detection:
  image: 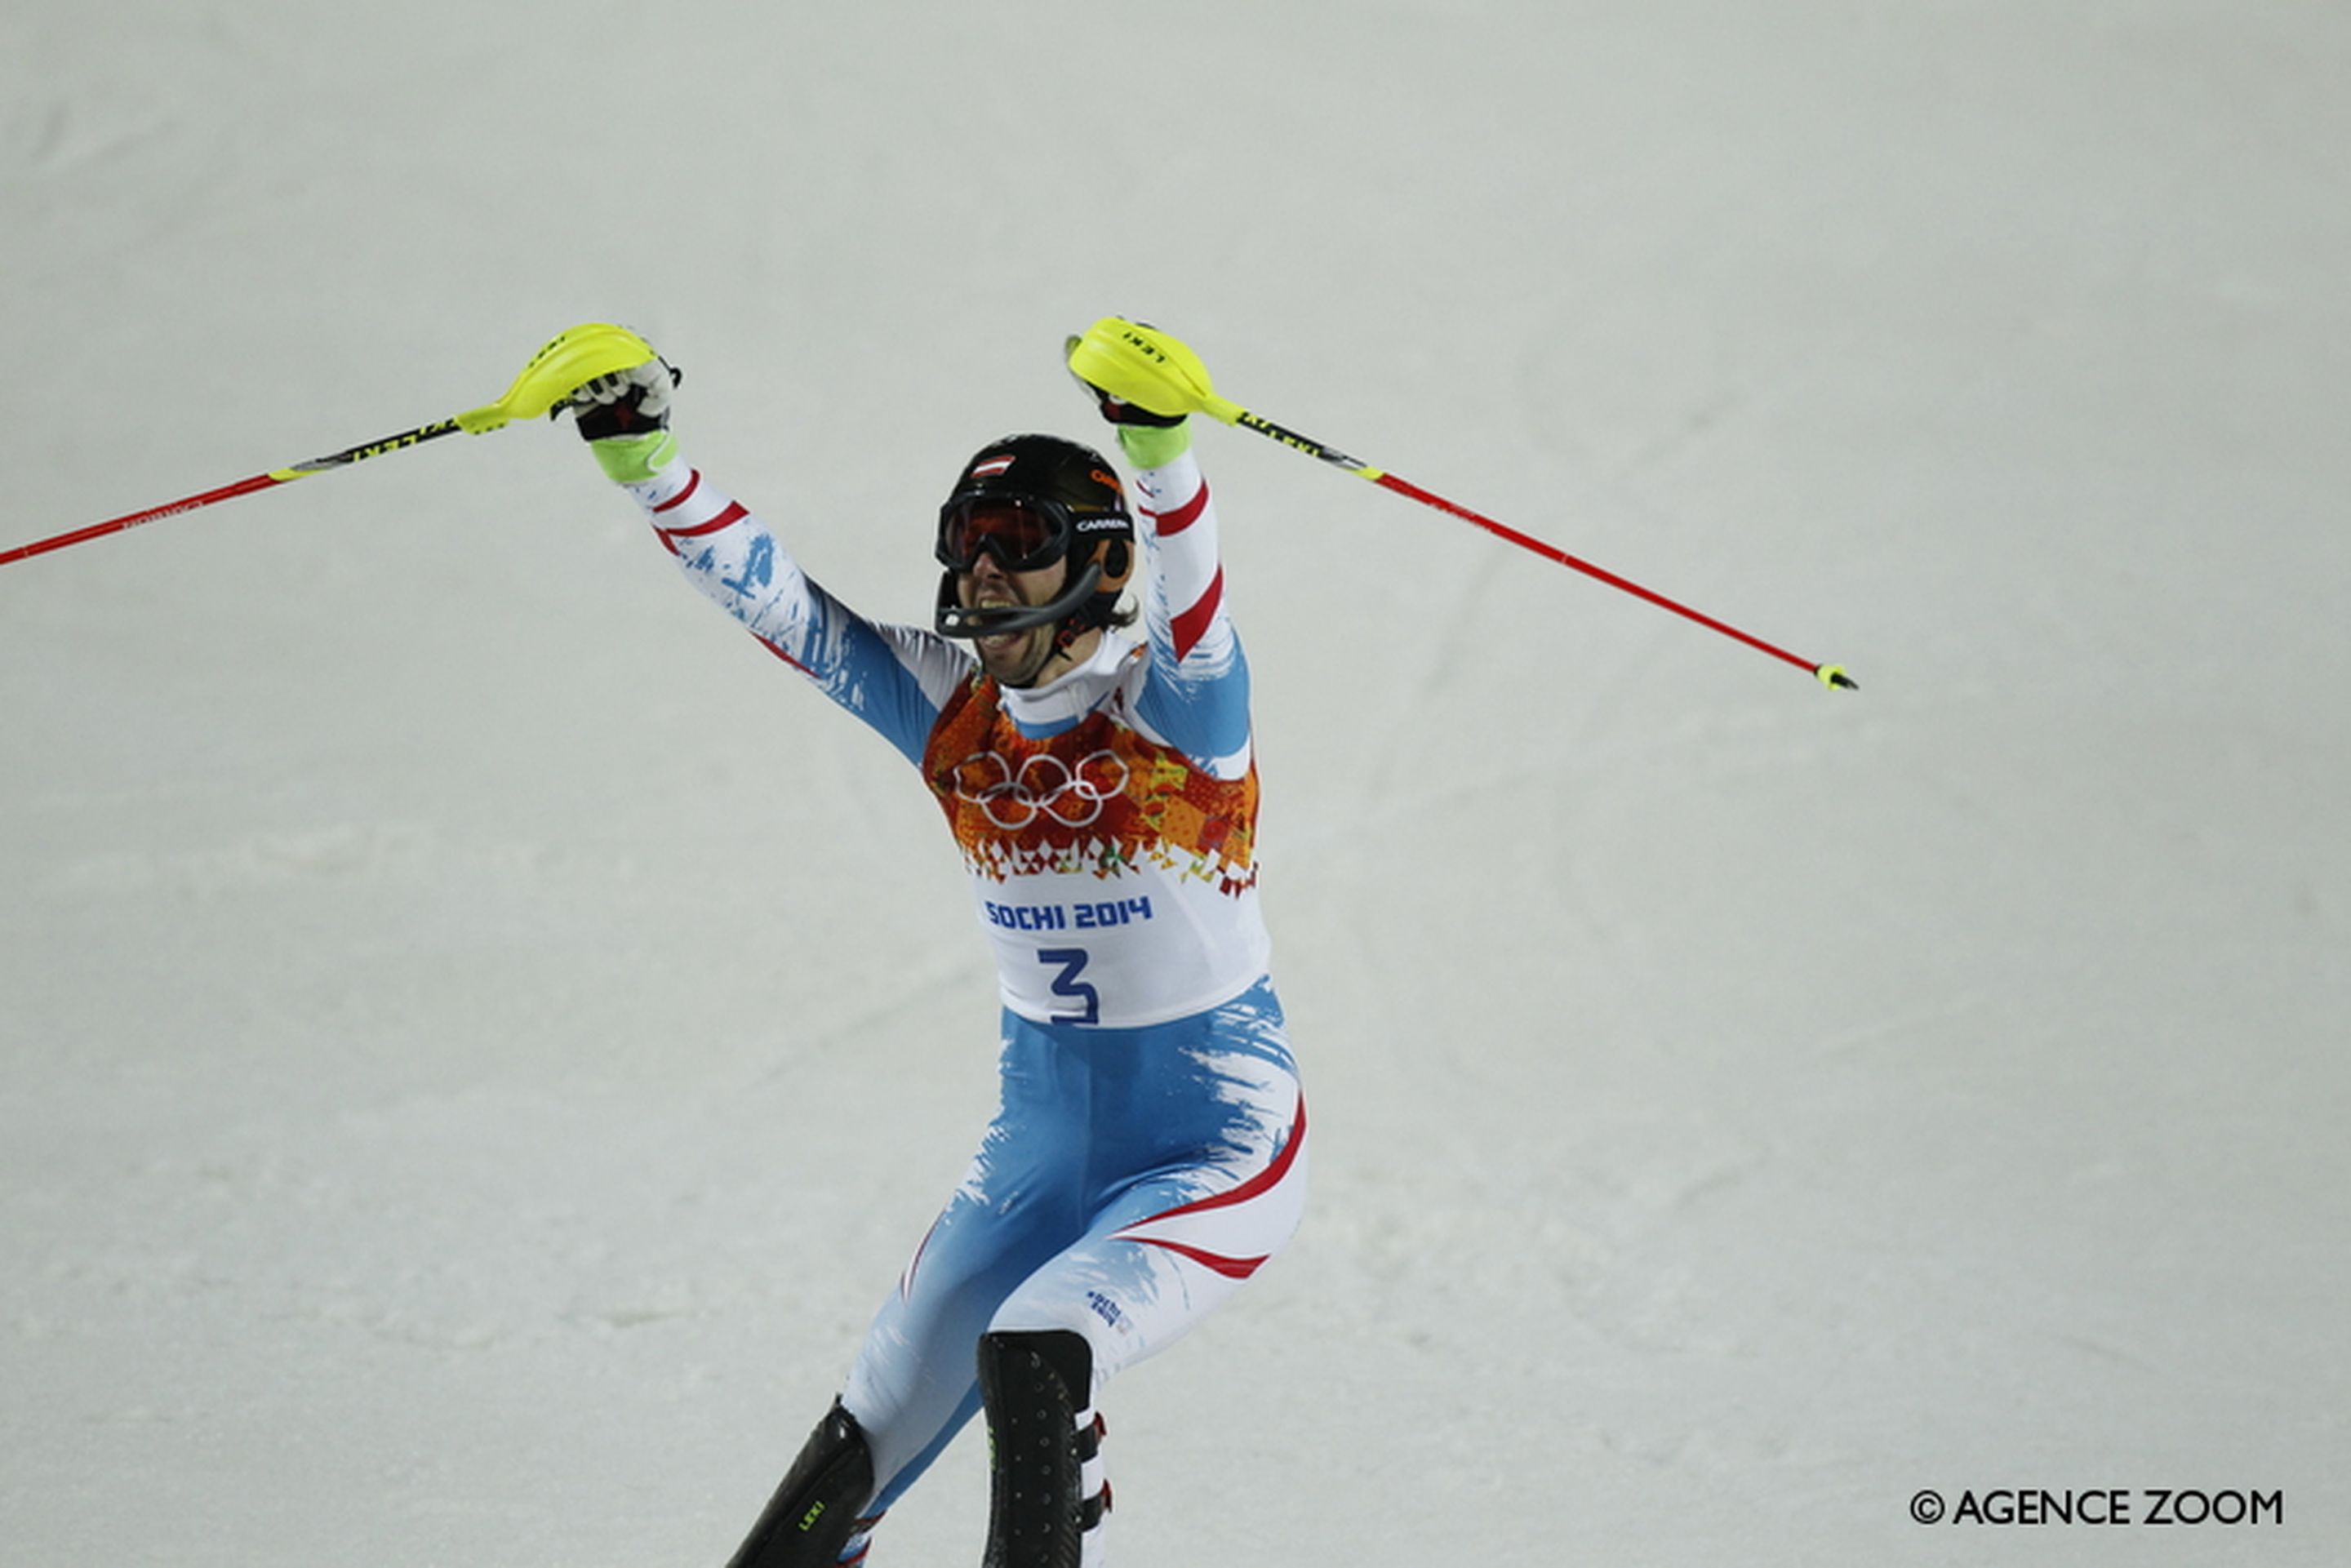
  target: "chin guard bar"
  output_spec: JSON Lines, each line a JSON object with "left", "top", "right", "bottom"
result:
{"left": 934, "top": 559, "right": 1104, "bottom": 640}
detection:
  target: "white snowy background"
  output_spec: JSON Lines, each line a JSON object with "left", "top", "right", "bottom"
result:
{"left": 4, "top": 2, "right": 2344, "bottom": 1565}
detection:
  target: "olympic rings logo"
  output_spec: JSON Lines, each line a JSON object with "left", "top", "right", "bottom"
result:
{"left": 953, "top": 749, "right": 1131, "bottom": 830}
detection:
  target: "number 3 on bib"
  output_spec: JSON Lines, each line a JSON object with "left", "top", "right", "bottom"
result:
{"left": 1038, "top": 948, "right": 1100, "bottom": 1026}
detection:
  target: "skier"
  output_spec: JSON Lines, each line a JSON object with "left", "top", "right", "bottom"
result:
{"left": 569, "top": 318, "right": 1308, "bottom": 1568}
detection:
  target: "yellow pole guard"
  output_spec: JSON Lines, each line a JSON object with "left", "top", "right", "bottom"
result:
{"left": 456, "top": 322, "right": 659, "bottom": 433}
{"left": 1066, "top": 317, "right": 1245, "bottom": 425}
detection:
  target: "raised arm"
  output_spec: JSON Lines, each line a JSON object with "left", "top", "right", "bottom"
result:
{"left": 571, "top": 355, "right": 970, "bottom": 768}
{"left": 1068, "top": 325, "right": 1251, "bottom": 780}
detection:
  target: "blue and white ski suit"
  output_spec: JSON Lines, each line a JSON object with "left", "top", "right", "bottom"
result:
{"left": 609, "top": 439, "right": 1307, "bottom": 1534}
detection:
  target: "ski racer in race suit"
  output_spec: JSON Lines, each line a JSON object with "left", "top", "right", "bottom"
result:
{"left": 571, "top": 319, "right": 1306, "bottom": 1568}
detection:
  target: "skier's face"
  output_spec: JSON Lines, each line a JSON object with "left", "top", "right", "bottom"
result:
{"left": 959, "top": 551, "right": 1070, "bottom": 688}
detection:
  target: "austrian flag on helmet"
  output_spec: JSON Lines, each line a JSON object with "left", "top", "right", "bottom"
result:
{"left": 935, "top": 433, "right": 1136, "bottom": 645}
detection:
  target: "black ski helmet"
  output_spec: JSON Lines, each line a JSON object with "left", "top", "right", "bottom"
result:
{"left": 934, "top": 433, "right": 1136, "bottom": 644}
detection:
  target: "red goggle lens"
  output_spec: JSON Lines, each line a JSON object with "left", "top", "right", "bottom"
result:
{"left": 937, "top": 500, "right": 1066, "bottom": 573}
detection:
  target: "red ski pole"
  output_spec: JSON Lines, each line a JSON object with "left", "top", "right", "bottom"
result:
{"left": 1069, "top": 317, "right": 1858, "bottom": 692}
{"left": 2, "top": 323, "right": 660, "bottom": 569}
{"left": 1227, "top": 406, "right": 1856, "bottom": 691}
{"left": 2, "top": 423, "right": 465, "bottom": 567}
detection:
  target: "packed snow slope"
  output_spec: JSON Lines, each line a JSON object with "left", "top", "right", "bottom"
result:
{"left": 4, "top": 3, "right": 2346, "bottom": 1565}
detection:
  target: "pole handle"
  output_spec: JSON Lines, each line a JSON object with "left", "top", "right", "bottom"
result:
{"left": 453, "top": 322, "right": 658, "bottom": 432}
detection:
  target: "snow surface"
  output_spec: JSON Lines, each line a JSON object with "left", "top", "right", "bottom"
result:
{"left": 5, "top": 2, "right": 2347, "bottom": 1565}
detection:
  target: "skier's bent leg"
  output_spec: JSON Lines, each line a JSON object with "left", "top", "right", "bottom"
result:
{"left": 724, "top": 1400, "right": 883, "bottom": 1568}
{"left": 975, "top": 1078, "right": 1307, "bottom": 1564}
{"left": 976, "top": 1329, "right": 1109, "bottom": 1568}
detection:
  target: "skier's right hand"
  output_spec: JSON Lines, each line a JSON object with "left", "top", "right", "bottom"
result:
{"left": 570, "top": 356, "right": 682, "bottom": 439}
{"left": 569, "top": 353, "right": 683, "bottom": 484}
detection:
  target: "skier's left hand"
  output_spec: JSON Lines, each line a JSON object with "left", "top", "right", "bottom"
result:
{"left": 1065, "top": 318, "right": 1207, "bottom": 427}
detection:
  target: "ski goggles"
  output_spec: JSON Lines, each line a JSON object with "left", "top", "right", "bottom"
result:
{"left": 935, "top": 496, "right": 1075, "bottom": 575}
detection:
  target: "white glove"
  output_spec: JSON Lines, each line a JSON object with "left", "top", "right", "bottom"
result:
{"left": 570, "top": 356, "right": 679, "bottom": 431}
